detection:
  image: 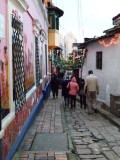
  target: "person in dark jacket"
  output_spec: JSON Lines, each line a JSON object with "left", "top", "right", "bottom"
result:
{"left": 78, "top": 79, "right": 86, "bottom": 109}
{"left": 61, "top": 77, "right": 70, "bottom": 106}
{"left": 51, "top": 74, "right": 59, "bottom": 98}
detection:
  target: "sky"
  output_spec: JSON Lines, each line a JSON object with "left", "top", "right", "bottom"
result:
{"left": 52, "top": 0, "right": 120, "bottom": 42}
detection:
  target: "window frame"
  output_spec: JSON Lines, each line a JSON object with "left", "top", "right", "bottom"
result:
{"left": 96, "top": 51, "right": 102, "bottom": 70}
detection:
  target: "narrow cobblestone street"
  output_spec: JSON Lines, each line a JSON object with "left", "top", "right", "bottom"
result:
{"left": 13, "top": 93, "right": 120, "bottom": 160}
{"left": 64, "top": 104, "right": 120, "bottom": 160}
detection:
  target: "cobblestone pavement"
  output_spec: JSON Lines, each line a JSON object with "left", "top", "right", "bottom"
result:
{"left": 13, "top": 96, "right": 71, "bottom": 160}
{"left": 13, "top": 94, "right": 120, "bottom": 160}
{"left": 64, "top": 102, "right": 120, "bottom": 160}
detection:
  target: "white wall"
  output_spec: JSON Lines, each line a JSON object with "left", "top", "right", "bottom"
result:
{"left": 64, "top": 32, "right": 77, "bottom": 55}
{"left": 82, "top": 40, "right": 120, "bottom": 104}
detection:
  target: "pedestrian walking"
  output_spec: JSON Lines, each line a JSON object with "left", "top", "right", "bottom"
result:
{"left": 67, "top": 76, "right": 79, "bottom": 109}
{"left": 78, "top": 79, "right": 86, "bottom": 109}
{"left": 84, "top": 70, "right": 99, "bottom": 114}
{"left": 61, "top": 77, "right": 70, "bottom": 106}
{"left": 50, "top": 73, "right": 59, "bottom": 98}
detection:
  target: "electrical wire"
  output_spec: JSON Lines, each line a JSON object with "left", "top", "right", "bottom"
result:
{"left": 52, "top": 0, "right": 81, "bottom": 41}
{"left": 76, "top": 0, "right": 80, "bottom": 40}
{"left": 76, "top": 0, "right": 84, "bottom": 42}
{"left": 79, "top": 0, "right": 84, "bottom": 41}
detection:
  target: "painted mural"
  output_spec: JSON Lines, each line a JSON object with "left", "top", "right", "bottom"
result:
{"left": 24, "top": 34, "right": 34, "bottom": 92}
{"left": 0, "top": 2, "right": 9, "bottom": 115}
{"left": 1, "top": 48, "right": 9, "bottom": 110}
{"left": 2, "top": 90, "right": 39, "bottom": 160}
{"left": 0, "top": 0, "right": 49, "bottom": 159}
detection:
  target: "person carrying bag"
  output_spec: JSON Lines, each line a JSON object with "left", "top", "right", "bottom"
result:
{"left": 67, "top": 77, "right": 79, "bottom": 109}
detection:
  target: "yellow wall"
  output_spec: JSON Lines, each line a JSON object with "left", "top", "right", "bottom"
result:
{"left": 48, "top": 29, "right": 60, "bottom": 49}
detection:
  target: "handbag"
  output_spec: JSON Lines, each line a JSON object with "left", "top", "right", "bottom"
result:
{"left": 79, "top": 89, "right": 84, "bottom": 95}
{"left": 67, "top": 82, "right": 70, "bottom": 93}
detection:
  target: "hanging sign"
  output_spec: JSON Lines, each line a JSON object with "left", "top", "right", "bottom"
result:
{"left": 0, "top": 13, "right": 5, "bottom": 39}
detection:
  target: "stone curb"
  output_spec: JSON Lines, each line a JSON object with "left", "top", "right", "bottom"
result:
{"left": 97, "top": 107, "right": 120, "bottom": 129}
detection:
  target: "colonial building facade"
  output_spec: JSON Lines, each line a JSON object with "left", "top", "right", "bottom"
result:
{"left": 0, "top": 0, "right": 50, "bottom": 159}
{"left": 82, "top": 13, "right": 120, "bottom": 106}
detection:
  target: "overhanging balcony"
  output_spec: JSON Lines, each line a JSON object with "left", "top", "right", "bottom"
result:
{"left": 48, "top": 29, "right": 61, "bottom": 49}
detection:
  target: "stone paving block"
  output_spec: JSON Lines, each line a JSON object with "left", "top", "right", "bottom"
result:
{"left": 92, "top": 148, "right": 100, "bottom": 155}
{"left": 73, "top": 139, "right": 82, "bottom": 144}
{"left": 82, "top": 137, "right": 94, "bottom": 144}
{"left": 73, "top": 132, "right": 92, "bottom": 137}
{"left": 117, "top": 141, "right": 120, "bottom": 145}
{"left": 109, "top": 142, "right": 119, "bottom": 146}
{"left": 55, "top": 152, "right": 67, "bottom": 155}
{"left": 112, "top": 146, "right": 120, "bottom": 156}
{"left": 47, "top": 152, "right": 54, "bottom": 156}
{"left": 96, "top": 158, "right": 108, "bottom": 160}
{"left": 88, "top": 143, "right": 99, "bottom": 148}
{"left": 77, "top": 128, "right": 87, "bottom": 132}
{"left": 103, "top": 150, "right": 120, "bottom": 160}
{"left": 21, "top": 154, "right": 29, "bottom": 158}
{"left": 35, "top": 153, "right": 47, "bottom": 157}
{"left": 35, "top": 155, "right": 47, "bottom": 158}
{"left": 92, "top": 132, "right": 104, "bottom": 140}
{"left": 101, "top": 147, "right": 111, "bottom": 151}
{"left": 98, "top": 142, "right": 108, "bottom": 148}
{"left": 88, "top": 143, "right": 100, "bottom": 154}
{"left": 76, "top": 148, "right": 92, "bottom": 154}
{"left": 75, "top": 144, "right": 88, "bottom": 149}
{"left": 79, "top": 154, "right": 103, "bottom": 159}
{"left": 34, "top": 158, "right": 47, "bottom": 160}
{"left": 73, "top": 140, "right": 88, "bottom": 145}
{"left": 47, "top": 157, "right": 55, "bottom": 160}
{"left": 55, "top": 155, "right": 67, "bottom": 160}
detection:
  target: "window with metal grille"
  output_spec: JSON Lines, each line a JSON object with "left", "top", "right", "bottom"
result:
{"left": 12, "top": 14, "right": 26, "bottom": 113}
{"left": 96, "top": 51, "right": 102, "bottom": 69}
{"left": 35, "top": 36, "right": 40, "bottom": 86}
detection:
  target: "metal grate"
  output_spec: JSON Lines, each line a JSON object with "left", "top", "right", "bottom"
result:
{"left": 12, "top": 15, "right": 26, "bottom": 113}
{"left": 35, "top": 36, "right": 40, "bottom": 86}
